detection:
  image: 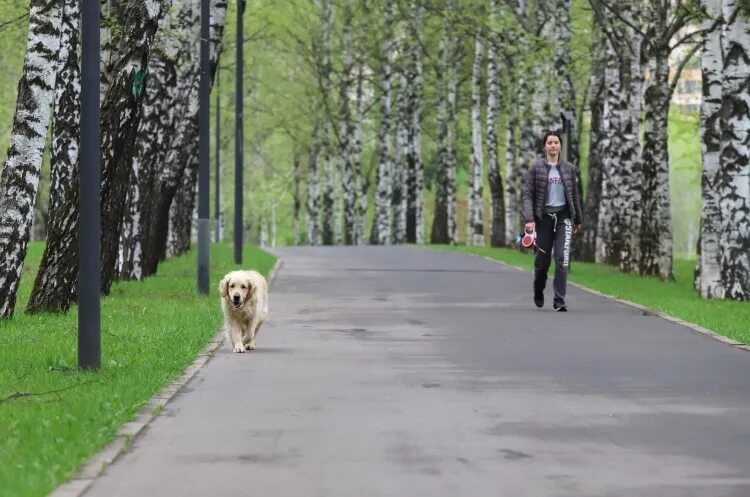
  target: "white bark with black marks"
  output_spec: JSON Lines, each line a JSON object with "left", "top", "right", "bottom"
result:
{"left": 467, "top": 28, "right": 485, "bottom": 247}
{"left": 718, "top": 0, "right": 750, "bottom": 300}
{"left": 697, "top": 0, "right": 724, "bottom": 298}
{"left": 392, "top": 73, "right": 409, "bottom": 244}
{"left": 405, "top": 1, "right": 424, "bottom": 244}
{"left": 370, "top": 0, "right": 395, "bottom": 245}
{"left": 320, "top": 0, "right": 335, "bottom": 245}
{"left": 0, "top": 0, "right": 62, "bottom": 318}
{"left": 487, "top": 0, "right": 505, "bottom": 247}
{"left": 26, "top": 0, "right": 77, "bottom": 314}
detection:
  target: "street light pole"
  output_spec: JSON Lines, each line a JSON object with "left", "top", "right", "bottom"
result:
{"left": 215, "top": 67, "right": 221, "bottom": 243}
{"left": 234, "top": 0, "right": 245, "bottom": 265}
{"left": 79, "top": 0, "right": 101, "bottom": 370}
{"left": 197, "top": 0, "right": 210, "bottom": 294}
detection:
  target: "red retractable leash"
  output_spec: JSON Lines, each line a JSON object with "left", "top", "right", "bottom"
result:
{"left": 521, "top": 229, "right": 546, "bottom": 254}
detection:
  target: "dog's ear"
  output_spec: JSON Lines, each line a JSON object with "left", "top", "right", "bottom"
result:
{"left": 219, "top": 276, "right": 229, "bottom": 298}
{"left": 246, "top": 279, "right": 256, "bottom": 299}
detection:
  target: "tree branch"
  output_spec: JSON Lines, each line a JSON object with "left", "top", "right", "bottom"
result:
{"left": 668, "top": 41, "right": 701, "bottom": 98}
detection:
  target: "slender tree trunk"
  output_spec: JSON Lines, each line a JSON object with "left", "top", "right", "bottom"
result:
{"left": 504, "top": 56, "right": 521, "bottom": 245}
{"left": 405, "top": 1, "right": 424, "bottom": 244}
{"left": 446, "top": 41, "right": 460, "bottom": 246}
{"left": 25, "top": 0, "right": 77, "bottom": 315}
{"left": 639, "top": 41, "right": 674, "bottom": 280}
{"left": 487, "top": 0, "right": 505, "bottom": 247}
{"left": 293, "top": 153, "right": 302, "bottom": 246}
{"left": 168, "top": 152, "right": 198, "bottom": 257}
{"left": 431, "top": 31, "right": 451, "bottom": 245}
{"left": 353, "top": 0, "right": 368, "bottom": 245}
{"left": 467, "top": 28, "right": 485, "bottom": 246}
{"left": 392, "top": 73, "right": 408, "bottom": 244}
{"left": 370, "top": 0, "right": 394, "bottom": 245}
{"left": 339, "top": 4, "right": 355, "bottom": 245}
{"left": 0, "top": 0, "right": 62, "bottom": 318}
{"left": 696, "top": 0, "right": 724, "bottom": 297}
{"left": 320, "top": 0, "right": 335, "bottom": 246}
{"left": 718, "top": 0, "right": 750, "bottom": 300}
{"left": 581, "top": 21, "right": 606, "bottom": 262}
{"left": 307, "top": 121, "right": 321, "bottom": 245}
{"left": 595, "top": 39, "right": 618, "bottom": 263}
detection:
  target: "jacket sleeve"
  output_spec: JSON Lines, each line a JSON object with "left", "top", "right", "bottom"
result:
{"left": 521, "top": 165, "right": 535, "bottom": 223}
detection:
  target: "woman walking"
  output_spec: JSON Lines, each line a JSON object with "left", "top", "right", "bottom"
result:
{"left": 521, "top": 130, "right": 583, "bottom": 311}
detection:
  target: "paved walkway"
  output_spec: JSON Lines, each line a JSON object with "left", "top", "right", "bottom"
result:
{"left": 83, "top": 247, "right": 750, "bottom": 497}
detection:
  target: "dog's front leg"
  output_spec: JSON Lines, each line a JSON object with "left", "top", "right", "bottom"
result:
{"left": 229, "top": 325, "right": 245, "bottom": 353}
{"left": 244, "top": 316, "right": 260, "bottom": 350}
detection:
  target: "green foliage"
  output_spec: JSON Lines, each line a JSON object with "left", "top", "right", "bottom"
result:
{"left": 0, "top": 242, "right": 276, "bottom": 497}
{"left": 434, "top": 245, "right": 750, "bottom": 345}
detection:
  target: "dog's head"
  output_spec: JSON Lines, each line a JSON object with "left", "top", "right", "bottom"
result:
{"left": 219, "top": 272, "right": 256, "bottom": 310}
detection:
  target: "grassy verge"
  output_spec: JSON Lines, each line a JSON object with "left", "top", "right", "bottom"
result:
{"left": 0, "top": 243, "right": 276, "bottom": 497}
{"left": 432, "top": 245, "right": 750, "bottom": 344}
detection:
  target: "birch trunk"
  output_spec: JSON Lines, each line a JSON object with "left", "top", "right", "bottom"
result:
{"left": 320, "top": 0, "right": 335, "bottom": 246}
{"left": 697, "top": 0, "right": 724, "bottom": 297}
{"left": 98, "top": 0, "right": 171, "bottom": 295}
{"left": 168, "top": 152, "right": 198, "bottom": 257}
{"left": 25, "top": 0, "right": 77, "bottom": 314}
{"left": 392, "top": 73, "right": 409, "bottom": 244}
{"left": 370, "top": 0, "right": 394, "bottom": 245}
{"left": 430, "top": 31, "right": 451, "bottom": 244}
{"left": 718, "top": 0, "right": 750, "bottom": 300}
{"left": 405, "top": 1, "right": 424, "bottom": 244}
{"left": 307, "top": 121, "right": 321, "bottom": 245}
{"left": 487, "top": 0, "right": 505, "bottom": 247}
{"left": 639, "top": 42, "right": 673, "bottom": 280}
{"left": 467, "top": 29, "right": 485, "bottom": 247}
{"left": 121, "top": 0, "right": 189, "bottom": 280}
{"left": 340, "top": 4, "right": 355, "bottom": 245}
{"left": 0, "top": 0, "right": 62, "bottom": 318}
{"left": 293, "top": 153, "right": 302, "bottom": 246}
{"left": 581, "top": 21, "right": 606, "bottom": 262}
{"left": 352, "top": 0, "right": 368, "bottom": 245}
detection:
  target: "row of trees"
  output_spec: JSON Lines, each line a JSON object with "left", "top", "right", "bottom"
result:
{"left": 0, "top": 0, "right": 228, "bottom": 318}
{"left": 0, "top": 0, "right": 747, "bottom": 322}
{"left": 295, "top": 0, "right": 749, "bottom": 300}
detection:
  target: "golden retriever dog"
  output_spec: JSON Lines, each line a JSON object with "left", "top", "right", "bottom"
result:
{"left": 219, "top": 270, "right": 269, "bottom": 352}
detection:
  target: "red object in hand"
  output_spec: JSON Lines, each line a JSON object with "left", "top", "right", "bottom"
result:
{"left": 521, "top": 230, "right": 536, "bottom": 248}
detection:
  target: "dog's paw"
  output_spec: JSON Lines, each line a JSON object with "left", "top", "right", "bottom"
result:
{"left": 246, "top": 340, "right": 256, "bottom": 351}
{"left": 232, "top": 343, "right": 246, "bottom": 353}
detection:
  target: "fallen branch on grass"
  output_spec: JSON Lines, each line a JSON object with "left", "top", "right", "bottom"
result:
{"left": 0, "top": 381, "right": 96, "bottom": 404}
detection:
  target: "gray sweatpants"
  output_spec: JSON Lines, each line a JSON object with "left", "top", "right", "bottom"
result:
{"left": 533, "top": 212, "right": 573, "bottom": 305}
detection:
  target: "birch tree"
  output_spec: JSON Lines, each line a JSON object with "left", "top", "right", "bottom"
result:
{"left": 487, "top": 0, "right": 505, "bottom": 247}
{"left": 25, "top": 0, "right": 76, "bottom": 315}
{"left": 696, "top": 0, "right": 724, "bottom": 297}
{"left": 0, "top": 0, "right": 62, "bottom": 318}
{"left": 405, "top": 0, "right": 424, "bottom": 244}
{"left": 338, "top": 3, "right": 356, "bottom": 245}
{"left": 467, "top": 28, "right": 485, "bottom": 246}
{"left": 370, "top": 0, "right": 395, "bottom": 245}
{"left": 392, "top": 73, "right": 409, "bottom": 244}
{"left": 717, "top": 0, "right": 750, "bottom": 300}
{"left": 320, "top": 0, "right": 335, "bottom": 246}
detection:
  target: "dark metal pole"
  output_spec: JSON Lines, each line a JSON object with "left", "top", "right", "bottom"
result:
{"left": 234, "top": 0, "right": 245, "bottom": 265}
{"left": 197, "top": 0, "right": 210, "bottom": 294}
{"left": 215, "top": 67, "right": 221, "bottom": 243}
{"left": 79, "top": 0, "right": 101, "bottom": 370}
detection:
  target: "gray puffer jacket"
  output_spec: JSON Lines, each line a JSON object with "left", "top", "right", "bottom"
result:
{"left": 521, "top": 158, "right": 583, "bottom": 225}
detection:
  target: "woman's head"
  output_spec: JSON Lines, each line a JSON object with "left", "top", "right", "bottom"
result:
{"left": 541, "top": 130, "right": 562, "bottom": 160}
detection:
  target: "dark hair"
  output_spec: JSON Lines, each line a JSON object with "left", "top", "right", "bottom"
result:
{"left": 541, "top": 130, "right": 563, "bottom": 150}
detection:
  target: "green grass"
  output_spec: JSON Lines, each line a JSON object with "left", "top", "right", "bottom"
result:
{"left": 433, "top": 245, "right": 750, "bottom": 344}
{"left": 0, "top": 243, "right": 276, "bottom": 497}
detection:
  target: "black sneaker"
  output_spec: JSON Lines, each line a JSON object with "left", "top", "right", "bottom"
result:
{"left": 553, "top": 302, "right": 567, "bottom": 312}
{"left": 534, "top": 291, "right": 544, "bottom": 308}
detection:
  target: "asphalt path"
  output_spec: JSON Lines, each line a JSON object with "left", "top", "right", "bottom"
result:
{"left": 83, "top": 246, "right": 750, "bottom": 497}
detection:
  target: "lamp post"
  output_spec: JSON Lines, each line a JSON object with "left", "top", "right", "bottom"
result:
{"left": 79, "top": 0, "right": 101, "bottom": 369}
{"left": 235, "top": 0, "right": 246, "bottom": 264}
{"left": 197, "top": 0, "right": 210, "bottom": 294}
{"left": 215, "top": 67, "right": 221, "bottom": 243}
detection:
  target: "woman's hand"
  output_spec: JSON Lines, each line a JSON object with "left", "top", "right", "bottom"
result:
{"left": 524, "top": 222, "right": 535, "bottom": 234}
{"left": 574, "top": 224, "right": 581, "bottom": 235}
